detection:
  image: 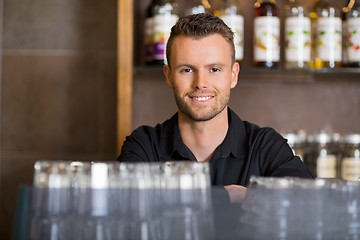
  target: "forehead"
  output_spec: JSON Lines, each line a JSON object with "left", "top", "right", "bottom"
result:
{"left": 169, "top": 34, "right": 232, "bottom": 65}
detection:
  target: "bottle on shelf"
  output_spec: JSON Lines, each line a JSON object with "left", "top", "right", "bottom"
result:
{"left": 184, "top": 0, "right": 212, "bottom": 16}
{"left": 310, "top": 0, "right": 342, "bottom": 69}
{"left": 152, "top": 0, "right": 179, "bottom": 65}
{"left": 253, "top": 0, "right": 280, "bottom": 68}
{"left": 284, "top": 0, "right": 311, "bottom": 69}
{"left": 217, "top": 0, "right": 244, "bottom": 65}
{"left": 343, "top": 0, "right": 360, "bottom": 67}
{"left": 144, "top": 0, "right": 159, "bottom": 65}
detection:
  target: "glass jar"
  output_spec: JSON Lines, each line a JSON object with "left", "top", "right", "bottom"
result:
{"left": 282, "top": 130, "right": 307, "bottom": 161}
{"left": 341, "top": 134, "right": 360, "bottom": 180}
{"left": 314, "top": 132, "right": 339, "bottom": 178}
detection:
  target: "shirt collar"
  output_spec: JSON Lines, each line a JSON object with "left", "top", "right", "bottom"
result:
{"left": 159, "top": 107, "right": 248, "bottom": 161}
{"left": 214, "top": 108, "right": 248, "bottom": 159}
{"left": 159, "top": 113, "right": 196, "bottom": 161}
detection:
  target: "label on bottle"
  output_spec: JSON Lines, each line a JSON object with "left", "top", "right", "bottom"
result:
{"left": 254, "top": 16, "right": 280, "bottom": 62}
{"left": 144, "top": 17, "right": 154, "bottom": 62}
{"left": 153, "top": 14, "right": 179, "bottom": 62}
{"left": 315, "top": 17, "right": 342, "bottom": 62}
{"left": 345, "top": 18, "right": 360, "bottom": 62}
{"left": 316, "top": 154, "right": 337, "bottom": 178}
{"left": 285, "top": 16, "right": 311, "bottom": 63}
{"left": 221, "top": 14, "right": 244, "bottom": 61}
{"left": 341, "top": 157, "right": 360, "bottom": 181}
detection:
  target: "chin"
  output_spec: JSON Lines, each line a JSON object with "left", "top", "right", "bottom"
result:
{"left": 178, "top": 102, "right": 227, "bottom": 122}
{"left": 187, "top": 111, "right": 220, "bottom": 122}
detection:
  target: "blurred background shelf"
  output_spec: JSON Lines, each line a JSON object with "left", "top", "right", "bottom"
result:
{"left": 134, "top": 65, "right": 360, "bottom": 83}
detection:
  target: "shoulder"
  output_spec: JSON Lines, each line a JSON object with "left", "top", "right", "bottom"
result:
{"left": 117, "top": 125, "right": 158, "bottom": 162}
{"left": 118, "top": 114, "right": 178, "bottom": 162}
{"left": 129, "top": 125, "right": 159, "bottom": 141}
{"left": 227, "top": 108, "right": 285, "bottom": 151}
{"left": 242, "top": 121, "right": 290, "bottom": 166}
{"left": 243, "top": 121, "right": 285, "bottom": 146}
{"left": 124, "top": 119, "right": 171, "bottom": 148}
{"left": 228, "top": 108, "right": 285, "bottom": 145}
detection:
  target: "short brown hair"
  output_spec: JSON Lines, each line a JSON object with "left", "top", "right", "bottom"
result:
{"left": 166, "top": 13, "right": 235, "bottom": 68}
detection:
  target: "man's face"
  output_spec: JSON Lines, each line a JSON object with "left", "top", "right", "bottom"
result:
{"left": 164, "top": 34, "right": 239, "bottom": 122}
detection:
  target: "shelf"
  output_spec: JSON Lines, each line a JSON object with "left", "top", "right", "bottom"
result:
{"left": 134, "top": 65, "right": 360, "bottom": 84}
{"left": 238, "top": 67, "right": 360, "bottom": 84}
{"left": 134, "top": 65, "right": 360, "bottom": 73}
{"left": 241, "top": 67, "right": 360, "bottom": 74}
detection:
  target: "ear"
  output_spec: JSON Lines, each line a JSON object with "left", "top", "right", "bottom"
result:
{"left": 163, "top": 65, "right": 173, "bottom": 88}
{"left": 230, "top": 62, "right": 239, "bottom": 89}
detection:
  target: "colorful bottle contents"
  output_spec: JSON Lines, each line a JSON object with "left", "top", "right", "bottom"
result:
{"left": 253, "top": 0, "right": 280, "bottom": 68}
{"left": 152, "top": 0, "right": 179, "bottom": 65}
{"left": 143, "top": 0, "right": 359, "bottom": 69}
{"left": 284, "top": 0, "right": 311, "bottom": 68}
{"left": 343, "top": 0, "right": 360, "bottom": 67}
{"left": 144, "top": 0, "right": 159, "bottom": 65}
{"left": 310, "top": 0, "right": 342, "bottom": 69}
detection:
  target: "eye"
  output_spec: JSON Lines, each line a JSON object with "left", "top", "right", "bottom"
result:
{"left": 210, "top": 67, "right": 221, "bottom": 73}
{"left": 180, "top": 68, "right": 193, "bottom": 73}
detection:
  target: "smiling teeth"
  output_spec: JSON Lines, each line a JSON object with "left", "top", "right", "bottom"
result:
{"left": 193, "top": 96, "right": 212, "bottom": 101}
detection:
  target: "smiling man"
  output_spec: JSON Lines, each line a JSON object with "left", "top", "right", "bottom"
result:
{"left": 118, "top": 13, "right": 313, "bottom": 202}
{"left": 164, "top": 32, "right": 238, "bottom": 163}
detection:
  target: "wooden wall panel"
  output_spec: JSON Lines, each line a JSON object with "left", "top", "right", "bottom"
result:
{"left": 117, "top": 0, "right": 133, "bottom": 154}
{"left": 0, "top": 1, "right": 117, "bottom": 238}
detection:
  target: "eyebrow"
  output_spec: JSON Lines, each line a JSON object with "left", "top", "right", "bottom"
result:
{"left": 175, "top": 64, "right": 196, "bottom": 71}
{"left": 175, "top": 63, "right": 227, "bottom": 70}
{"left": 207, "top": 63, "right": 226, "bottom": 69}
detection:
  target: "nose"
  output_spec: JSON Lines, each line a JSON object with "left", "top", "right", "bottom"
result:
{"left": 193, "top": 70, "right": 208, "bottom": 90}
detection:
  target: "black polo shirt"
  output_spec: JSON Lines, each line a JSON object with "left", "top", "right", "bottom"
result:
{"left": 118, "top": 108, "right": 313, "bottom": 186}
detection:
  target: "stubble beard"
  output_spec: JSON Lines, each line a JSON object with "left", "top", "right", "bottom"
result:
{"left": 174, "top": 91, "right": 230, "bottom": 122}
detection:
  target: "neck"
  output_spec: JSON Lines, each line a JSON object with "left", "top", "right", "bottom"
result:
{"left": 178, "top": 108, "right": 229, "bottom": 162}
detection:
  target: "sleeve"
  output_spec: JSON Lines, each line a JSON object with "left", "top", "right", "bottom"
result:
{"left": 268, "top": 143, "right": 314, "bottom": 178}
{"left": 117, "top": 126, "right": 159, "bottom": 162}
{"left": 254, "top": 128, "right": 314, "bottom": 179}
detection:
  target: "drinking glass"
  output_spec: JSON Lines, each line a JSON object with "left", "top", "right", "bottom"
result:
{"left": 110, "top": 162, "right": 163, "bottom": 239}
{"left": 29, "top": 160, "right": 72, "bottom": 240}
{"left": 345, "top": 180, "right": 360, "bottom": 239}
{"left": 158, "top": 161, "right": 214, "bottom": 240}
{"left": 72, "top": 162, "right": 114, "bottom": 240}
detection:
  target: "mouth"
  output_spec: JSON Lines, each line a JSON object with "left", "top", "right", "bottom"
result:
{"left": 189, "top": 96, "right": 214, "bottom": 102}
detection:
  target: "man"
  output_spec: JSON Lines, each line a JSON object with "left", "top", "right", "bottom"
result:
{"left": 118, "top": 13, "right": 313, "bottom": 202}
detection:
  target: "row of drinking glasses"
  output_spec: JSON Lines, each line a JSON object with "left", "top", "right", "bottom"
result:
{"left": 29, "top": 160, "right": 214, "bottom": 240}
{"left": 33, "top": 160, "right": 211, "bottom": 189}
{"left": 238, "top": 176, "right": 360, "bottom": 240}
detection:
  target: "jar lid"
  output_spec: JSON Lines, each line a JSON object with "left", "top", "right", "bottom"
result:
{"left": 282, "top": 130, "right": 307, "bottom": 146}
{"left": 314, "top": 132, "right": 332, "bottom": 144}
{"left": 343, "top": 133, "right": 360, "bottom": 145}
